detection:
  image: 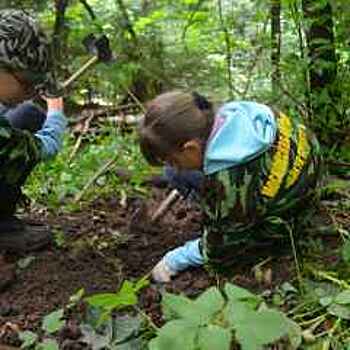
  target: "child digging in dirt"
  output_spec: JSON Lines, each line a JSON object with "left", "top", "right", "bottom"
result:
{"left": 138, "top": 91, "right": 323, "bottom": 283}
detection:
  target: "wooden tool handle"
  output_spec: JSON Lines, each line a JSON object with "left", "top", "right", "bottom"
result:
{"left": 150, "top": 189, "right": 181, "bottom": 223}
{"left": 62, "top": 55, "right": 99, "bottom": 89}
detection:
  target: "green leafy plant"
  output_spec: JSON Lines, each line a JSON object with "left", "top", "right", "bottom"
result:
{"left": 86, "top": 277, "right": 149, "bottom": 326}
{"left": 24, "top": 130, "right": 153, "bottom": 211}
{"left": 78, "top": 277, "right": 150, "bottom": 349}
{"left": 149, "top": 283, "right": 301, "bottom": 350}
{"left": 18, "top": 279, "right": 149, "bottom": 350}
{"left": 19, "top": 309, "right": 64, "bottom": 349}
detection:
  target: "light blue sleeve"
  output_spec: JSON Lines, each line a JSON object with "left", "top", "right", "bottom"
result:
{"left": 35, "top": 110, "right": 67, "bottom": 160}
{"left": 164, "top": 239, "right": 204, "bottom": 272}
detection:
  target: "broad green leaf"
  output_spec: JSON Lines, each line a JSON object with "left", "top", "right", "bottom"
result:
{"left": 327, "top": 303, "right": 350, "bottom": 320}
{"left": 162, "top": 293, "right": 193, "bottom": 321}
{"left": 192, "top": 287, "right": 225, "bottom": 323}
{"left": 285, "top": 318, "right": 302, "bottom": 349}
{"left": 112, "top": 315, "right": 142, "bottom": 346}
{"left": 234, "top": 310, "right": 290, "bottom": 350}
{"left": 197, "top": 324, "right": 231, "bottom": 350}
{"left": 224, "top": 300, "right": 254, "bottom": 327}
{"left": 84, "top": 305, "right": 110, "bottom": 330}
{"left": 42, "top": 309, "right": 65, "bottom": 334}
{"left": 19, "top": 330, "right": 38, "bottom": 348}
{"left": 80, "top": 323, "right": 110, "bottom": 349}
{"left": 305, "top": 281, "right": 340, "bottom": 302}
{"left": 148, "top": 320, "right": 197, "bottom": 350}
{"left": 281, "top": 282, "right": 298, "bottom": 294}
{"left": 86, "top": 293, "right": 122, "bottom": 308}
{"left": 162, "top": 288, "right": 224, "bottom": 325}
{"left": 225, "top": 283, "right": 261, "bottom": 308}
{"left": 342, "top": 240, "right": 350, "bottom": 264}
{"left": 118, "top": 281, "right": 136, "bottom": 296}
{"left": 86, "top": 281, "right": 138, "bottom": 310}
{"left": 37, "top": 339, "right": 59, "bottom": 350}
{"left": 319, "top": 296, "right": 333, "bottom": 307}
{"left": 335, "top": 290, "right": 350, "bottom": 305}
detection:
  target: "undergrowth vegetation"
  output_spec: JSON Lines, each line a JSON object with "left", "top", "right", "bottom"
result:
{"left": 24, "top": 125, "right": 154, "bottom": 211}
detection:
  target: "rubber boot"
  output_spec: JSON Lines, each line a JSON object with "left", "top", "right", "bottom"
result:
{"left": 0, "top": 217, "right": 51, "bottom": 253}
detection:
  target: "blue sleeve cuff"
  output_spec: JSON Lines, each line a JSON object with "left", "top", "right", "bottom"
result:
{"left": 164, "top": 239, "right": 204, "bottom": 272}
{"left": 35, "top": 110, "right": 67, "bottom": 160}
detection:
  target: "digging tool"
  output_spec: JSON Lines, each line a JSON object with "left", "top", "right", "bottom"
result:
{"left": 129, "top": 189, "right": 182, "bottom": 232}
{"left": 61, "top": 34, "right": 113, "bottom": 90}
{"left": 150, "top": 188, "right": 181, "bottom": 223}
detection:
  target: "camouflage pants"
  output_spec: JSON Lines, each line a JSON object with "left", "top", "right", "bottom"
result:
{"left": 201, "top": 113, "right": 323, "bottom": 271}
{"left": 0, "top": 113, "right": 42, "bottom": 218}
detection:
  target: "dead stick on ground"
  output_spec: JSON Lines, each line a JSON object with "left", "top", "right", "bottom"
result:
{"left": 74, "top": 155, "right": 118, "bottom": 203}
{"left": 327, "top": 160, "right": 350, "bottom": 168}
{"left": 69, "top": 111, "right": 94, "bottom": 163}
{"left": 124, "top": 86, "right": 146, "bottom": 113}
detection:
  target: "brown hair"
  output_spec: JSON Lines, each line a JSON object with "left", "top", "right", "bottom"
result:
{"left": 138, "top": 91, "right": 214, "bottom": 165}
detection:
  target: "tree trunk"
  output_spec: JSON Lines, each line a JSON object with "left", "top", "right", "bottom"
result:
{"left": 116, "top": 0, "right": 163, "bottom": 102}
{"left": 52, "top": 0, "right": 69, "bottom": 66}
{"left": 302, "top": 0, "right": 341, "bottom": 144}
{"left": 271, "top": 0, "right": 281, "bottom": 92}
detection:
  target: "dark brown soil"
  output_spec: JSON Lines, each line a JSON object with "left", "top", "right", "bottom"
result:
{"left": 0, "top": 188, "right": 337, "bottom": 348}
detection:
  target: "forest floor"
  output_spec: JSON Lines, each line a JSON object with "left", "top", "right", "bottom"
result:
{"left": 0, "top": 182, "right": 349, "bottom": 348}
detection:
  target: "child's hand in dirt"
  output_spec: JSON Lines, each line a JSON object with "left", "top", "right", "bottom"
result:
{"left": 152, "top": 258, "right": 177, "bottom": 283}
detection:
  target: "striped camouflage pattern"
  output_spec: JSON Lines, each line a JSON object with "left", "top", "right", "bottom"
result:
{"left": 200, "top": 112, "right": 322, "bottom": 271}
{"left": 0, "top": 115, "right": 41, "bottom": 216}
{"left": 0, "top": 9, "right": 55, "bottom": 91}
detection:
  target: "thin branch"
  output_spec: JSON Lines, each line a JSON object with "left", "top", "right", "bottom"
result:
{"left": 68, "top": 111, "right": 94, "bottom": 163}
{"left": 74, "top": 155, "right": 118, "bottom": 203}
{"left": 217, "top": 0, "right": 234, "bottom": 99}
{"left": 79, "top": 0, "right": 96, "bottom": 20}
{"left": 326, "top": 160, "right": 350, "bottom": 168}
{"left": 181, "top": 0, "right": 206, "bottom": 41}
{"left": 115, "top": 0, "right": 138, "bottom": 43}
{"left": 124, "top": 86, "right": 146, "bottom": 113}
{"left": 241, "top": 18, "right": 269, "bottom": 98}
{"left": 271, "top": 0, "right": 281, "bottom": 92}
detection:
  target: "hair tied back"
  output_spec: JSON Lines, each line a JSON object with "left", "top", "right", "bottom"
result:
{"left": 192, "top": 91, "right": 212, "bottom": 111}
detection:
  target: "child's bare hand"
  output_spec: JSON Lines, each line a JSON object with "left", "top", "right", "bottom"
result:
{"left": 152, "top": 258, "right": 176, "bottom": 283}
{"left": 41, "top": 96, "right": 64, "bottom": 113}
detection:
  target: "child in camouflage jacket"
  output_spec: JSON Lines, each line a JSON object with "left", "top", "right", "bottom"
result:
{"left": 0, "top": 10, "right": 66, "bottom": 252}
{"left": 138, "top": 91, "right": 322, "bottom": 282}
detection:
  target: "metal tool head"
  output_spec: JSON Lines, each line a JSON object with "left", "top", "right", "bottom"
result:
{"left": 83, "top": 33, "right": 113, "bottom": 62}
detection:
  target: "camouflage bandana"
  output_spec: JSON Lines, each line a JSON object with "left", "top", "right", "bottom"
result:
{"left": 0, "top": 9, "right": 57, "bottom": 94}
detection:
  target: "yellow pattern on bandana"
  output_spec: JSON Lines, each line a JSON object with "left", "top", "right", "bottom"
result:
{"left": 285, "top": 125, "right": 310, "bottom": 188}
{"left": 261, "top": 113, "right": 292, "bottom": 198}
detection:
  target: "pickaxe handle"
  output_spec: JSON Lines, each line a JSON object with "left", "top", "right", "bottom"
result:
{"left": 62, "top": 55, "right": 99, "bottom": 89}
{"left": 151, "top": 189, "right": 181, "bottom": 223}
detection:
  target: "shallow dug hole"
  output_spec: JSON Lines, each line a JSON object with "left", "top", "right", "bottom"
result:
{"left": 0, "top": 189, "right": 295, "bottom": 346}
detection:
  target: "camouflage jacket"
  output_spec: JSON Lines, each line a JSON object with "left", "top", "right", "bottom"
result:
{"left": 200, "top": 112, "right": 322, "bottom": 269}
{"left": 0, "top": 115, "right": 41, "bottom": 188}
